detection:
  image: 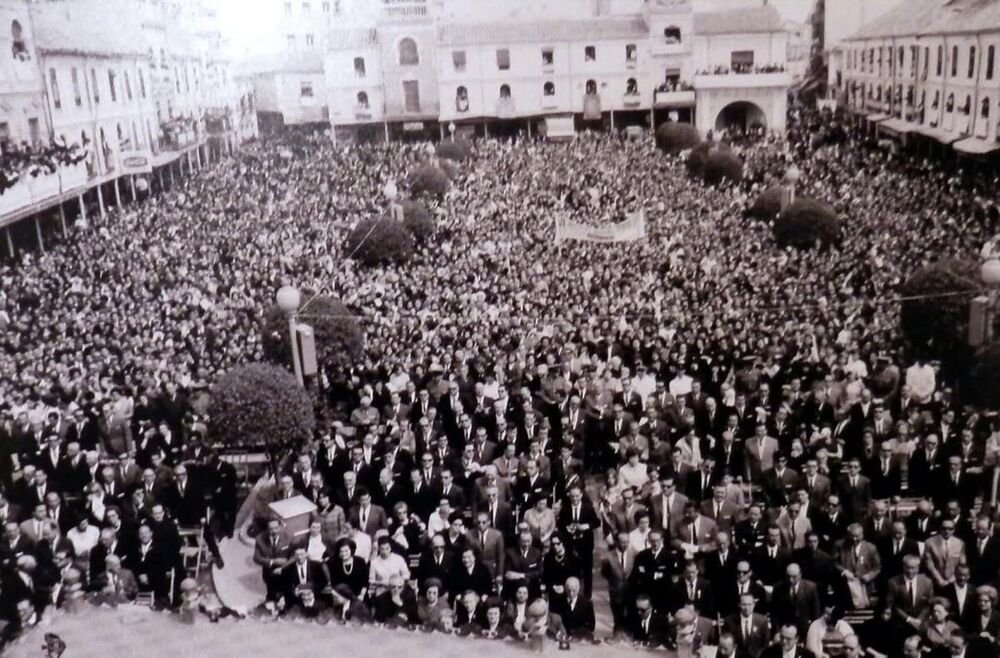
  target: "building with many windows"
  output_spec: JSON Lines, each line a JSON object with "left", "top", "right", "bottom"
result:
{"left": 823, "top": 0, "right": 907, "bottom": 94}
{"left": 840, "top": 0, "right": 1000, "bottom": 156}
{"left": 0, "top": 0, "right": 255, "bottom": 256}
{"left": 0, "top": 0, "right": 46, "bottom": 149}
{"left": 321, "top": 0, "right": 790, "bottom": 141}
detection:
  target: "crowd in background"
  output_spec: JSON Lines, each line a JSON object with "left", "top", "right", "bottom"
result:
{"left": 0, "top": 103, "right": 999, "bottom": 657}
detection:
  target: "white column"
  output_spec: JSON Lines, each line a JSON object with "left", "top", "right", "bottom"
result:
{"left": 113, "top": 178, "right": 122, "bottom": 207}
{"left": 79, "top": 194, "right": 88, "bottom": 224}
{"left": 34, "top": 216, "right": 44, "bottom": 252}
{"left": 59, "top": 203, "right": 68, "bottom": 236}
{"left": 97, "top": 185, "right": 106, "bottom": 218}
{"left": 5, "top": 228, "right": 13, "bottom": 259}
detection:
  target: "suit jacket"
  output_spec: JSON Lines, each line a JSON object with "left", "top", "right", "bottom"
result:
{"left": 253, "top": 533, "right": 291, "bottom": 570}
{"left": 631, "top": 611, "right": 670, "bottom": 646}
{"left": 885, "top": 574, "right": 934, "bottom": 619}
{"left": 671, "top": 515, "right": 719, "bottom": 554}
{"left": 725, "top": 612, "right": 770, "bottom": 658}
{"left": 466, "top": 527, "right": 505, "bottom": 577}
{"left": 969, "top": 535, "right": 1000, "bottom": 586}
{"left": 671, "top": 576, "right": 715, "bottom": 616}
{"left": 942, "top": 582, "right": 978, "bottom": 625}
{"left": 600, "top": 547, "right": 635, "bottom": 596}
{"left": 923, "top": 534, "right": 966, "bottom": 586}
{"left": 878, "top": 536, "right": 921, "bottom": 579}
{"left": 348, "top": 504, "right": 389, "bottom": 537}
{"left": 801, "top": 473, "right": 832, "bottom": 507}
{"left": 835, "top": 474, "right": 872, "bottom": 522}
{"left": 93, "top": 568, "right": 139, "bottom": 601}
{"left": 646, "top": 491, "right": 689, "bottom": 535}
{"left": 771, "top": 578, "right": 821, "bottom": 635}
{"left": 503, "top": 545, "right": 543, "bottom": 583}
{"left": 752, "top": 544, "right": 791, "bottom": 586}
{"left": 837, "top": 541, "right": 882, "bottom": 583}
{"left": 700, "top": 499, "right": 740, "bottom": 532}
{"left": 553, "top": 594, "right": 596, "bottom": 636}
{"left": 744, "top": 437, "right": 779, "bottom": 482}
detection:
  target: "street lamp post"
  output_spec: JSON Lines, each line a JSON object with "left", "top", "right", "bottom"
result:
{"left": 781, "top": 164, "right": 801, "bottom": 211}
{"left": 970, "top": 236, "right": 1000, "bottom": 347}
{"left": 384, "top": 180, "right": 402, "bottom": 222}
{"left": 276, "top": 285, "right": 304, "bottom": 387}
{"left": 448, "top": 121, "right": 456, "bottom": 142}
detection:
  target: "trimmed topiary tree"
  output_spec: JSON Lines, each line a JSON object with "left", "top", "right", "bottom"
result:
{"left": 408, "top": 165, "right": 451, "bottom": 197}
{"left": 773, "top": 198, "right": 842, "bottom": 249}
{"left": 747, "top": 186, "right": 785, "bottom": 220}
{"left": 344, "top": 217, "right": 414, "bottom": 266}
{"left": 260, "top": 294, "right": 363, "bottom": 374}
{"left": 685, "top": 142, "right": 713, "bottom": 178}
{"left": 655, "top": 122, "right": 701, "bottom": 154}
{"left": 436, "top": 138, "right": 473, "bottom": 162}
{"left": 703, "top": 150, "right": 744, "bottom": 186}
{"left": 400, "top": 199, "right": 435, "bottom": 243}
{"left": 900, "top": 259, "right": 983, "bottom": 361}
{"left": 208, "top": 363, "right": 315, "bottom": 450}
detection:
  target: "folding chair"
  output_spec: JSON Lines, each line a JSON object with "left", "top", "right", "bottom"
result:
{"left": 178, "top": 525, "right": 206, "bottom": 578}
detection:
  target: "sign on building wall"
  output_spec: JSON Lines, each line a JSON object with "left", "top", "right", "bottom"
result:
{"left": 120, "top": 151, "right": 154, "bottom": 175}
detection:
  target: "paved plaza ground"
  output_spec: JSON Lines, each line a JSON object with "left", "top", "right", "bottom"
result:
{"left": 7, "top": 606, "right": 649, "bottom": 658}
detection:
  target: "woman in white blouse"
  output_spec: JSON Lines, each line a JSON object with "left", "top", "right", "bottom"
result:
{"left": 368, "top": 535, "right": 410, "bottom": 597}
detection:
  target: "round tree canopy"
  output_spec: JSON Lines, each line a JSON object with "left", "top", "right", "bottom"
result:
{"left": 436, "top": 138, "right": 473, "bottom": 162}
{"left": 261, "top": 294, "right": 363, "bottom": 374}
{"left": 400, "top": 199, "right": 435, "bottom": 243}
{"left": 900, "top": 259, "right": 983, "bottom": 360}
{"left": 747, "top": 186, "right": 785, "bottom": 220}
{"left": 655, "top": 122, "right": 701, "bottom": 154}
{"left": 408, "top": 165, "right": 451, "bottom": 197}
{"left": 344, "top": 218, "right": 414, "bottom": 266}
{"left": 773, "top": 198, "right": 842, "bottom": 249}
{"left": 703, "top": 150, "right": 744, "bottom": 186}
{"left": 208, "top": 363, "right": 315, "bottom": 449}
{"left": 686, "top": 142, "right": 714, "bottom": 178}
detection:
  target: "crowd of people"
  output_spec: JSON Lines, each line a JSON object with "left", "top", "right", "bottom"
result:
{"left": 0, "top": 100, "right": 999, "bottom": 657}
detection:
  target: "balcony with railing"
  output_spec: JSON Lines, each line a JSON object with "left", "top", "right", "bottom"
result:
{"left": 0, "top": 143, "right": 91, "bottom": 219}
{"left": 693, "top": 65, "right": 790, "bottom": 90}
{"left": 654, "top": 81, "right": 695, "bottom": 107}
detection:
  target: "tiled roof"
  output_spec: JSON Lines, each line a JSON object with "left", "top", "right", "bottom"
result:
{"left": 692, "top": 6, "right": 783, "bottom": 36}
{"left": 849, "top": 0, "right": 1000, "bottom": 40}
{"left": 31, "top": 0, "right": 147, "bottom": 58}
{"left": 436, "top": 17, "right": 649, "bottom": 46}
{"left": 328, "top": 29, "right": 379, "bottom": 51}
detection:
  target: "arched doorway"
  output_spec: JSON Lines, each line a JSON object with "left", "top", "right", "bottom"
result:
{"left": 714, "top": 101, "right": 766, "bottom": 133}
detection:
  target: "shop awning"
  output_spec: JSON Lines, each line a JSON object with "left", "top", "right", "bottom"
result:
{"left": 866, "top": 112, "right": 890, "bottom": 123}
{"left": 953, "top": 136, "right": 1000, "bottom": 155}
{"left": 879, "top": 118, "right": 916, "bottom": 135}
{"left": 913, "top": 126, "right": 963, "bottom": 145}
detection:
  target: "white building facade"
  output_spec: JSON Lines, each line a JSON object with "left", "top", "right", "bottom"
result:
{"left": 841, "top": 0, "right": 1000, "bottom": 156}
{"left": 322, "top": 0, "right": 790, "bottom": 141}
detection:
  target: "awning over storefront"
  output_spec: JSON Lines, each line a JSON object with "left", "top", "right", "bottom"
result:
{"left": 866, "top": 112, "right": 890, "bottom": 123}
{"left": 879, "top": 118, "right": 916, "bottom": 135}
{"left": 913, "top": 126, "right": 963, "bottom": 145}
{"left": 545, "top": 116, "right": 575, "bottom": 141}
{"left": 953, "top": 136, "right": 1000, "bottom": 155}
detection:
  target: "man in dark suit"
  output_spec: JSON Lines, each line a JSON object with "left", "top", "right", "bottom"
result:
{"left": 879, "top": 520, "right": 921, "bottom": 582}
{"left": 600, "top": 531, "right": 635, "bottom": 637}
{"left": 671, "top": 559, "right": 715, "bottom": 617}
{"left": 942, "top": 565, "right": 977, "bottom": 627}
{"left": 934, "top": 456, "right": 979, "bottom": 513}
{"left": 503, "top": 530, "right": 543, "bottom": 595}
{"left": 836, "top": 458, "right": 871, "bottom": 523}
{"left": 552, "top": 576, "right": 596, "bottom": 639}
{"left": 281, "top": 545, "right": 327, "bottom": 607}
{"left": 418, "top": 534, "right": 455, "bottom": 588}
{"left": 801, "top": 459, "right": 831, "bottom": 508}
{"left": 253, "top": 519, "right": 291, "bottom": 602}
{"left": 724, "top": 592, "right": 770, "bottom": 658}
{"left": 557, "top": 485, "right": 598, "bottom": 597}
{"left": 131, "top": 524, "right": 171, "bottom": 605}
{"left": 770, "top": 564, "right": 821, "bottom": 637}
{"left": 719, "top": 560, "right": 770, "bottom": 618}
{"left": 631, "top": 529, "right": 675, "bottom": 612}
{"left": 449, "top": 547, "right": 493, "bottom": 599}
{"left": 631, "top": 592, "right": 670, "bottom": 647}
{"left": 348, "top": 489, "right": 388, "bottom": 537}
{"left": 884, "top": 554, "right": 934, "bottom": 628}
{"left": 760, "top": 624, "right": 816, "bottom": 658}
{"left": 905, "top": 500, "right": 937, "bottom": 543}
{"left": 869, "top": 443, "right": 902, "bottom": 500}
{"left": 752, "top": 525, "right": 790, "bottom": 587}
{"left": 968, "top": 517, "right": 1000, "bottom": 586}
{"left": 475, "top": 486, "right": 514, "bottom": 540}
{"left": 909, "top": 434, "right": 944, "bottom": 497}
